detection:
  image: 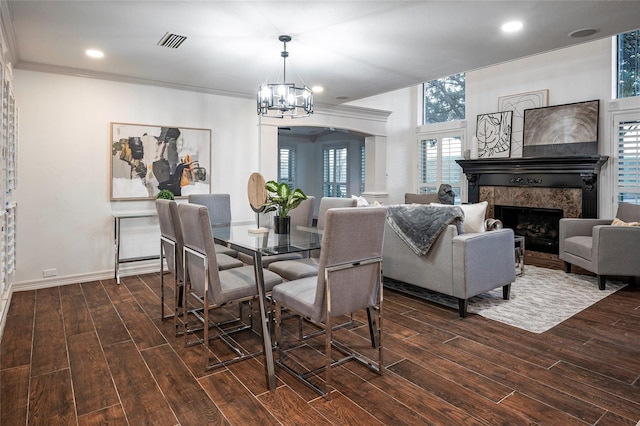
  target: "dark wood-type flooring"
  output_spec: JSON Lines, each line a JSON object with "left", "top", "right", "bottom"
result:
{"left": 1, "top": 256, "right": 640, "bottom": 425}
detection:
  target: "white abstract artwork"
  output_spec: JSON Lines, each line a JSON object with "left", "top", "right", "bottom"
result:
{"left": 498, "top": 89, "right": 549, "bottom": 157}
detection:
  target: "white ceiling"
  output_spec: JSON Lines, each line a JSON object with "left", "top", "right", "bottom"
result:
{"left": 3, "top": 1, "right": 640, "bottom": 107}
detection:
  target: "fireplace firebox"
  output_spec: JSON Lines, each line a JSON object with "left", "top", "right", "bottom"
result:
{"left": 495, "top": 205, "right": 563, "bottom": 254}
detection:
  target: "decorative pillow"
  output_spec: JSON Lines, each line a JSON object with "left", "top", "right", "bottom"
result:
{"left": 611, "top": 217, "right": 640, "bottom": 227}
{"left": 351, "top": 194, "right": 369, "bottom": 207}
{"left": 431, "top": 201, "right": 488, "bottom": 233}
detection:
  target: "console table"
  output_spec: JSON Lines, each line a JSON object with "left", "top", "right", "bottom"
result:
{"left": 112, "top": 211, "right": 158, "bottom": 284}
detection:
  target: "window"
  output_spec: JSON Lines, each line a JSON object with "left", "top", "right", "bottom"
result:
{"left": 323, "top": 146, "right": 348, "bottom": 197}
{"left": 417, "top": 133, "right": 463, "bottom": 203}
{"left": 278, "top": 145, "right": 296, "bottom": 188}
{"left": 615, "top": 116, "right": 640, "bottom": 204}
{"left": 617, "top": 29, "right": 640, "bottom": 99}
{"left": 423, "top": 73, "right": 465, "bottom": 124}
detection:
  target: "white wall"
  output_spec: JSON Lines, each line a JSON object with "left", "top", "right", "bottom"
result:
{"left": 350, "top": 37, "right": 617, "bottom": 212}
{"left": 13, "top": 70, "right": 263, "bottom": 286}
{"left": 12, "top": 70, "right": 390, "bottom": 288}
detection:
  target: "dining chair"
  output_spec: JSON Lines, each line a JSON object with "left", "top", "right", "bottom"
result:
{"left": 155, "top": 199, "right": 186, "bottom": 329}
{"left": 178, "top": 203, "right": 284, "bottom": 370}
{"left": 188, "top": 193, "right": 239, "bottom": 259}
{"left": 315, "top": 196, "right": 358, "bottom": 229}
{"left": 267, "top": 196, "right": 357, "bottom": 281}
{"left": 272, "top": 206, "right": 386, "bottom": 398}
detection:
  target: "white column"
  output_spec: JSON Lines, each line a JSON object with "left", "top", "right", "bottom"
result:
{"left": 362, "top": 135, "right": 389, "bottom": 204}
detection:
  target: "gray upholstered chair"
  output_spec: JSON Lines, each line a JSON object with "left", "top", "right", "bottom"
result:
{"left": 178, "top": 203, "right": 283, "bottom": 370}
{"left": 316, "top": 196, "right": 358, "bottom": 229}
{"left": 289, "top": 195, "right": 315, "bottom": 227}
{"left": 559, "top": 202, "right": 640, "bottom": 289}
{"left": 404, "top": 192, "right": 439, "bottom": 204}
{"left": 155, "top": 199, "right": 186, "bottom": 327}
{"left": 405, "top": 185, "right": 454, "bottom": 205}
{"left": 272, "top": 207, "right": 386, "bottom": 398}
{"left": 188, "top": 193, "right": 239, "bottom": 259}
{"left": 267, "top": 197, "right": 357, "bottom": 281}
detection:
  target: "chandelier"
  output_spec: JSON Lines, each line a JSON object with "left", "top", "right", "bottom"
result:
{"left": 257, "top": 35, "right": 313, "bottom": 118}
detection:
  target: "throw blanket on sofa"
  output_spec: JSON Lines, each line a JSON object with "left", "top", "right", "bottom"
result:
{"left": 386, "top": 204, "right": 464, "bottom": 256}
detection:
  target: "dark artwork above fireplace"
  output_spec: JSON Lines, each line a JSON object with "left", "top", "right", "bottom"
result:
{"left": 522, "top": 99, "right": 599, "bottom": 157}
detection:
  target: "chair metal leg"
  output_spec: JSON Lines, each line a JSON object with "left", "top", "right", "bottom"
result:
{"left": 325, "top": 308, "right": 332, "bottom": 400}
{"left": 366, "top": 307, "right": 378, "bottom": 348}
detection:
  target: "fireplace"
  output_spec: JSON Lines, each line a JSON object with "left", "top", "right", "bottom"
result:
{"left": 456, "top": 155, "right": 608, "bottom": 256}
{"left": 495, "top": 205, "right": 563, "bottom": 254}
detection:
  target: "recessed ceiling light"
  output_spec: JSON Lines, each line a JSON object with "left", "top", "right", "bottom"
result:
{"left": 85, "top": 49, "right": 104, "bottom": 58}
{"left": 311, "top": 86, "right": 324, "bottom": 93}
{"left": 569, "top": 28, "right": 599, "bottom": 38}
{"left": 501, "top": 21, "right": 523, "bottom": 33}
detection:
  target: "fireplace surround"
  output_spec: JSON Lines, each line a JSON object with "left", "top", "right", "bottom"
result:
{"left": 456, "top": 155, "right": 608, "bottom": 254}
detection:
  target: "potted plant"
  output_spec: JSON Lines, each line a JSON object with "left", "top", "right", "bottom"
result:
{"left": 263, "top": 180, "right": 307, "bottom": 234}
{"left": 156, "top": 189, "right": 175, "bottom": 200}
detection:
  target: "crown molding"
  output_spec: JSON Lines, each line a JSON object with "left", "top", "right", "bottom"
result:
{"left": 15, "top": 60, "right": 256, "bottom": 99}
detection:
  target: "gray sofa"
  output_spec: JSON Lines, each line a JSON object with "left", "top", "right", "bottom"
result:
{"left": 383, "top": 208, "right": 516, "bottom": 317}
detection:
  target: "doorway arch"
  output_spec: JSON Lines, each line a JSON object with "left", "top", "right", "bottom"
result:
{"left": 258, "top": 105, "right": 392, "bottom": 204}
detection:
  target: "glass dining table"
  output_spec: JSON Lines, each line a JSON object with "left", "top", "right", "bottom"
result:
{"left": 210, "top": 223, "right": 322, "bottom": 391}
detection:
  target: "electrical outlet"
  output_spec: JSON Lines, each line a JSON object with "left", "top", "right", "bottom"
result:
{"left": 43, "top": 268, "right": 57, "bottom": 278}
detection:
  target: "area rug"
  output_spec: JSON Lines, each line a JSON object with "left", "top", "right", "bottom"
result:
{"left": 384, "top": 265, "right": 627, "bottom": 333}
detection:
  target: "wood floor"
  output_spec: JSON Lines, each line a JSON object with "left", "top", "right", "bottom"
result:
{"left": 1, "top": 257, "right": 639, "bottom": 425}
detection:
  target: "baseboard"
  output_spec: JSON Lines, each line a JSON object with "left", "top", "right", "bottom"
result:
{"left": 12, "top": 260, "right": 161, "bottom": 292}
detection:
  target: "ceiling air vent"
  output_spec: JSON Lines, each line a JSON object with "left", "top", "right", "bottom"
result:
{"left": 157, "top": 32, "right": 187, "bottom": 49}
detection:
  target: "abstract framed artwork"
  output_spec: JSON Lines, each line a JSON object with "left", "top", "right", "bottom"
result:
{"left": 476, "top": 111, "right": 513, "bottom": 158}
{"left": 498, "top": 89, "right": 549, "bottom": 157}
{"left": 110, "top": 122, "right": 211, "bottom": 200}
{"left": 523, "top": 99, "right": 599, "bottom": 157}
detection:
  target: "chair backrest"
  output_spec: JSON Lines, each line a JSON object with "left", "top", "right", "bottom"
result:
{"left": 155, "top": 199, "right": 184, "bottom": 278}
{"left": 289, "top": 196, "right": 315, "bottom": 227}
{"left": 316, "top": 197, "right": 357, "bottom": 230}
{"left": 404, "top": 193, "right": 439, "bottom": 205}
{"left": 178, "top": 203, "right": 223, "bottom": 304}
{"left": 616, "top": 202, "right": 640, "bottom": 222}
{"left": 188, "top": 194, "right": 232, "bottom": 225}
{"left": 310, "top": 207, "right": 387, "bottom": 321}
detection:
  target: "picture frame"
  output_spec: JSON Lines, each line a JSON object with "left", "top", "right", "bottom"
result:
{"left": 523, "top": 99, "right": 599, "bottom": 157}
{"left": 498, "top": 89, "right": 549, "bottom": 158}
{"left": 476, "top": 111, "right": 513, "bottom": 158}
{"left": 110, "top": 122, "right": 211, "bottom": 200}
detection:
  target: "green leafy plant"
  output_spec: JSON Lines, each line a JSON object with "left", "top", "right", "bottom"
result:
{"left": 263, "top": 180, "right": 307, "bottom": 218}
{"left": 156, "top": 189, "right": 175, "bottom": 200}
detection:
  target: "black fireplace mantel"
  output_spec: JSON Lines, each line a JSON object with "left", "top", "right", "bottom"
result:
{"left": 456, "top": 155, "right": 608, "bottom": 177}
{"left": 455, "top": 155, "right": 609, "bottom": 218}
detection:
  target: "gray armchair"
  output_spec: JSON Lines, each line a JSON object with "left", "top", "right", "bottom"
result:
{"left": 559, "top": 202, "right": 640, "bottom": 290}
